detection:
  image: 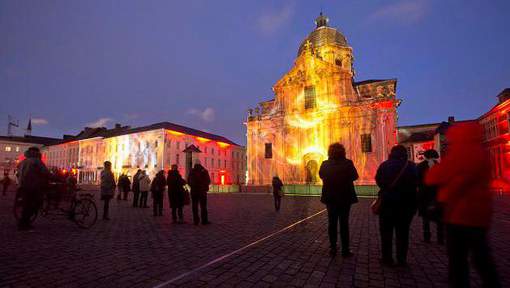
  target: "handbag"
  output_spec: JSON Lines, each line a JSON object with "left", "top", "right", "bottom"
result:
{"left": 183, "top": 187, "right": 191, "bottom": 206}
{"left": 371, "top": 161, "right": 409, "bottom": 215}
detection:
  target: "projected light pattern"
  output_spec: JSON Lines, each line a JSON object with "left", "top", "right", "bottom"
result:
{"left": 246, "top": 14, "right": 399, "bottom": 185}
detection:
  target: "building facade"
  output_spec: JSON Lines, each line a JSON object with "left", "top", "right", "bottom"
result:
{"left": 44, "top": 122, "right": 246, "bottom": 185}
{"left": 0, "top": 135, "right": 60, "bottom": 177}
{"left": 246, "top": 14, "right": 399, "bottom": 185}
{"left": 479, "top": 88, "right": 510, "bottom": 190}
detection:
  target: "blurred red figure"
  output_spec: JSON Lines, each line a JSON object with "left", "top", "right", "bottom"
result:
{"left": 426, "top": 122, "right": 500, "bottom": 288}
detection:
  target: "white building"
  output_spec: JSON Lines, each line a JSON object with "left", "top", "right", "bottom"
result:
{"left": 44, "top": 122, "right": 246, "bottom": 185}
{"left": 0, "top": 135, "right": 60, "bottom": 177}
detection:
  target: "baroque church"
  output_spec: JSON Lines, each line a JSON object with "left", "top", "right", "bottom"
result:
{"left": 246, "top": 13, "right": 399, "bottom": 185}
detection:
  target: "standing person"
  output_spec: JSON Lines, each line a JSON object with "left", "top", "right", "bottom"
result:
{"left": 151, "top": 170, "right": 166, "bottom": 216}
{"left": 116, "top": 174, "right": 124, "bottom": 200}
{"left": 2, "top": 171, "right": 11, "bottom": 196}
{"left": 375, "top": 145, "right": 417, "bottom": 266}
{"left": 17, "top": 147, "right": 50, "bottom": 231}
{"left": 417, "top": 149, "right": 444, "bottom": 244}
{"left": 138, "top": 171, "right": 151, "bottom": 208}
{"left": 425, "top": 122, "right": 500, "bottom": 288}
{"left": 100, "top": 161, "right": 116, "bottom": 220}
{"left": 122, "top": 174, "right": 131, "bottom": 200}
{"left": 132, "top": 169, "right": 142, "bottom": 207}
{"left": 319, "top": 143, "right": 359, "bottom": 257}
{"left": 272, "top": 176, "right": 284, "bottom": 211}
{"left": 167, "top": 165, "right": 186, "bottom": 223}
{"left": 188, "top": 160, "right": 211, "bottom": 225}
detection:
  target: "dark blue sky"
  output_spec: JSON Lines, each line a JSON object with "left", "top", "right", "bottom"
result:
{"left": 1, "top": 0, "right": 509, "bottom": 144}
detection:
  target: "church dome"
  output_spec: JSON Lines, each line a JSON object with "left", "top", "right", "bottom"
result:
{"left": 297, "top": 13, "right": 348, "bottom": 56}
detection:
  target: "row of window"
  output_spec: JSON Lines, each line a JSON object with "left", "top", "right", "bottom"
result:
{"left": 483, "top": 118, "right": 499, "bottom": 140}
{"left": 3, "top": 146, "right": 20, "bottom": 152}
{"left": 263, "top": 134, "right": 373, "bottom": 159}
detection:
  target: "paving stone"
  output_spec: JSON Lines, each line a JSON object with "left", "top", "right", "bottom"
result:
{"left": 1, "top": 190, "right": 509, "bottom": 287}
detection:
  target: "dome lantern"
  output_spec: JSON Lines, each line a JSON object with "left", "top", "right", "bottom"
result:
{"left": 297, "top": 14, "right": 349, "bottom": 56}
{"left": 315, "top": 12, "right": 329, "bottom": 28}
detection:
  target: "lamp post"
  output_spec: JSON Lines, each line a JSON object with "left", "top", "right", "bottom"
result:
{"left": 182, "top": 144, "right": 202, "bottom": 178}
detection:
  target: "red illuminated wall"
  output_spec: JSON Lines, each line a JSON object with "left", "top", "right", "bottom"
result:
{"left": 480, "top": 95, "right": 510, "bottom": 191}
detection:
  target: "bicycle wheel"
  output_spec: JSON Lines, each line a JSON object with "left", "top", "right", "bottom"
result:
{"left": 73, "top": 198, "right": 97, "bottom": 229}
{"left": 13, "top": 194, "right": 38, "bottom": 223}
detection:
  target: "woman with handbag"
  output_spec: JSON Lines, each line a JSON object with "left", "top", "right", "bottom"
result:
{"left": 375, "top": 145, "right": 418, "bottom": 266}
{"left": 167, "top": 165, "right": 186, "bottom": 223}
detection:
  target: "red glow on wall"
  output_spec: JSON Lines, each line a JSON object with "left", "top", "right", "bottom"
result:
{"left": 196, "top": 137, "right": 211, "bottom": 143}
{"left": 217, "top": 142, "right": 230, "bottom": 149}
{"left": 373, "top": 101, "right": 394, "bottom": 109}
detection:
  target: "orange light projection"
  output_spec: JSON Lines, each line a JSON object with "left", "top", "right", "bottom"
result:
{"left": 196, "top": 137, "right": 211, "bottom": 143}
{"left": 246, "top": 14, "right": 398, "bottom": 185}
{"left": 167, "top": 130, "right": 184, "bottom": 136}
{"left": 217, "top": 142, "right": 230, "bottom": 149}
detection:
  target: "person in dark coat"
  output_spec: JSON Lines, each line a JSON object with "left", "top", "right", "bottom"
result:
{"left": 416, "top": 149, "right": 444, "bottom": 244}
{"left": 151, "top": 170, "right": 166, "bottom": 216}
{"left": 132, "top": 169, "right": 141, "bottom": 207}
{"left": 272, "top": 176, "right": 284, "bottom": 211}
{"left": 167, "top": 165, "right": 186, "bottom": 223}
{"left": 122, "top": 174, "right": 131, "bottom": 200}
{"left": 100, "top": 161, "right": 116, "bottom": 220}
{"left": 17, "top": 147, "right": 50, "bottom": 230}
{"left": 188, "top": 160, "right": 211, "bottom": 225}
{"left": 116, "top": 174, "right": 124, "bottom": 200}
{"left": 2, "top": 172, "right": 11, "bottom": 196}
{"left": 319, "top": 143, "right": 359, "bottom": 257}
{"left": 375, "top": 145, "right": 417, "bottom": 266}
{"left": 426, "top": 122, "right": 500, "bottom": 288}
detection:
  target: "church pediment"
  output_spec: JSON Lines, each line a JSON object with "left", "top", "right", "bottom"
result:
{"left": 274, "top": 55, "right": 338, "bottom": 89}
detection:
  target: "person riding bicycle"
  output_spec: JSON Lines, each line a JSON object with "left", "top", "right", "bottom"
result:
{"left": 17, "top": 147, "right": 51, "bottom": 231}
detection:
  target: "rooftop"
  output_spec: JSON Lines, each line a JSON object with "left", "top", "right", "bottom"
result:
{"left": 105, "top": 122, "right": 240, "bottom": 146}
{"left": 0, "top": 135, "right": 61, "bottom": 145}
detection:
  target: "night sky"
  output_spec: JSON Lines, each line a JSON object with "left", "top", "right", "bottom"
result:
{"left": 1, "top": 0, "right": 509, "bottom": 145}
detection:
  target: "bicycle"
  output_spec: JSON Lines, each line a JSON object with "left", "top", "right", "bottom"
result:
{"left": 13, "top": 182, "right": 98, "bottom": 229}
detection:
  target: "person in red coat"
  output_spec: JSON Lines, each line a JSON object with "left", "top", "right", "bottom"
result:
{"left": 425, "top": 122, "right": 500, "bottom": 288}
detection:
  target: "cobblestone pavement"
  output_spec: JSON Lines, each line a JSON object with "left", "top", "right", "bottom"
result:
{"left": 1, "top": 188, "right": 508, "bottom": 288}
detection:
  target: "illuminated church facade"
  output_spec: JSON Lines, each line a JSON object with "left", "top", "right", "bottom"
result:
{"left": 246, "top": 13, "right": 399, "bottom": 185}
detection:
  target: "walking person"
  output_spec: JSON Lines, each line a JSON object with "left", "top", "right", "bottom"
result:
{"left": 272, "top": 176, "right": 284, "bottom": 211}
{"left": 319, "top": 143, "right": 359, "bottom": 257}
{"left": 17, "top": 147, "right": 50, "bottom": 231}
{"left": 151, "top": 170, "right": 166, "bottom": 216}
{"left": 2, "top": 172, "right": 11, "bottom": 196}
{"left": 417, "top": 149, "right": 444, "bottom": 244}
{"left": 132, "top": 169, "right": 141, "bottom": 207}
{"left": 167, "top": 165, "right": 186, "bottom": 223}
{"left": 138, "top": 170, "right": 151, "bottom": 208}
{"left": 375, "top": 145, "right": 417, "bottom": 266}
{"left": 100, "top": 161, "right": 116, "bottom": 220}
{"left": 426, "top": 122, "right": 501, "bottom": 288}
{"left": 188, "top": 160, "right": 211, "bottom": 225}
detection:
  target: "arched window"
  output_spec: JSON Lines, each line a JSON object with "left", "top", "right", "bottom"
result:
{"left": 335, "top": 59, "right": 342, "bottom": 66}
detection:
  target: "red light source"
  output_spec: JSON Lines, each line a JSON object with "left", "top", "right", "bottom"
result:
{"left": 217, "top": 142, "right": 230, "bottom": 149}
{"left": 167, "top": 130, "right": 185, "bottom": 136}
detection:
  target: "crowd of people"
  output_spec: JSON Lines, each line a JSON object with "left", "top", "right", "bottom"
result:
{"left": 9, "top": 122, "right": 502, "bottom": 287}
{"left": 319, "top": 122, "right": 500, "bottom": 287}
{"left": 98, "top": 160, "right": 211, "bottom": 225}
